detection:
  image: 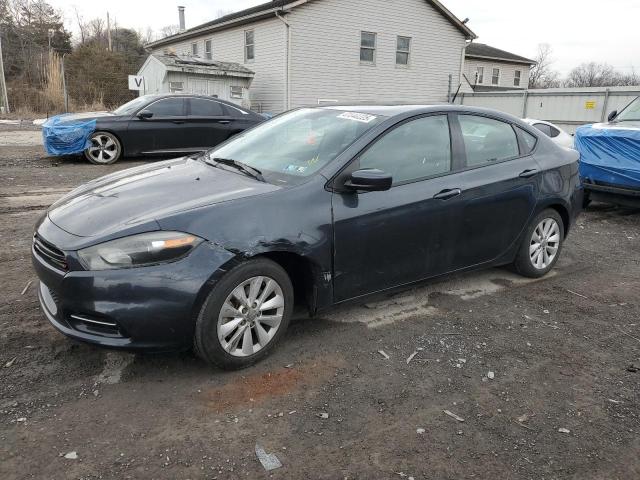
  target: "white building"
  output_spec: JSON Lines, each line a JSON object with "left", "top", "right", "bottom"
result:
{"left": 136, "top": 54, "right": 255, "bottom": 107}
{"left": 463, "top": 43, "right": 536, "bottom": 92}
{"left": 146, "top": 0, "right": 476, "bottom": 114}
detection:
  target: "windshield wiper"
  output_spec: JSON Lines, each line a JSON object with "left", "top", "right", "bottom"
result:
{"left": 206, "top": 157, "right": 265, "bottom": 182}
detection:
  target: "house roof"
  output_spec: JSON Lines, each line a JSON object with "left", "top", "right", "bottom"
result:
{"left": 146, "top": 0, "right": 476, "bottom": 48}
{"left": 465, "top": 43, "right": 536, "bottom": 65}
{"left": 150, "top": 54, "right": 255, "bottom": 78}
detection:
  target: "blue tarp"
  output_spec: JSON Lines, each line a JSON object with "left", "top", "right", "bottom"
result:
{"left": 575, "top": 124, "right": 640, "bottom": 189}
{"left": 42, "top": 114, "right": 96, "bottom": 156}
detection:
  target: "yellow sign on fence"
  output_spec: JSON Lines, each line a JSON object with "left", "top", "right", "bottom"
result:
{"left": 585, "top": 100, "right": 596, "bottom": 110}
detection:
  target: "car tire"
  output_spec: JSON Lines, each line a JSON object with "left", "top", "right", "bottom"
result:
{"left": 194, "top": 258, "right": 294, "bottom": 370}
{"left": 84, "top": 131, "right": 122, "bottom": 165}
{"left": 513, "top": 209, "right": 565, "bottom": 278}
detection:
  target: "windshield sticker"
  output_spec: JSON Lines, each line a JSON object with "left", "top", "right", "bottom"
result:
{"left": 337, "top": 112, "right": 377, "bottom": 123}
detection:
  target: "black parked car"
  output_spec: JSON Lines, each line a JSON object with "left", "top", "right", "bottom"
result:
{"left": 32, "top": 105, "right": 583, "bottom": 369}
{"left": 46, "top": 94, "right": 265, "bottom": 164}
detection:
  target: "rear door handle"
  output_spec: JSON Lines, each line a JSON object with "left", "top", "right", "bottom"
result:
{"left": 172, "top": 120, "right": 185, "bottom": 124}
{"left": 433, "top": 188, "right": 462, "bottom": 200}
{"left": 519, "top": 168, "right": 538, "bottom": 178}
{"left": 217, "top": 120, "right": 231, "bottom": 124}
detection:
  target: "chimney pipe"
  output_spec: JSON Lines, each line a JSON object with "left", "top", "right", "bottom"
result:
{"left": 178, "top": 6, "right": 185, "bottom": 32}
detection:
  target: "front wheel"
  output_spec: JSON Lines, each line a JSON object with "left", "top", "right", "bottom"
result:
{"left": 194, "top": 258, "right": 294, "bottom": 370}
{"left": 513, "top": 209, "right": 564, "bottom": 278}
{"left": 84, "top": 131, "right": 122, "bottom": 164}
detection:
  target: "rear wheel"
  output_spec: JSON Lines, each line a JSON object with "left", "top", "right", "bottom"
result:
{"left": 513, "top": 209, "right": 564, "bottom": 278}
{"left": 84, "top": 131, "right": 122, "bottom": 164}
{"left": 194, "top": 258, "right": 294, "bottom": 370}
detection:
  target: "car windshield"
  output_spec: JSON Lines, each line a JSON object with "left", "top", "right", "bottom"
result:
{"left": 112, "top": 96, "right": 154, "bottom": 116}
{"left": 616, "top": 97, "right": 640, "bottom": 122}
{"left": 204, "top": 108, "right": 386, "bottom": 184}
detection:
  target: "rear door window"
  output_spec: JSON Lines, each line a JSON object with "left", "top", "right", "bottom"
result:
{"left": 146, "top": 98, "right": 185, "bottom": 117}
{"left": 189, "top": 98, "right": 225, "bottom": 117}
{"left": 515, "top": 126, "right": 538, "bottom": 154}
{"left": 458, "top": 115, "right": 519, "bottom": 167}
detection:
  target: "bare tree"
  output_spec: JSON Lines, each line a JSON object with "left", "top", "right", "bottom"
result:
{"left": 87, "top": 17, "right": 104, "bottom": 41}
{"left": 158, "top": 24, "right": 180, "bottom": 39}
{"left": 565, "top": 62, "right": 621, "bottom": 87}
{"left": 528, "top": 43, "right": 560, "bottom": 89}
{"left": 73, "top": 6, "right": 87, "bottom": 44}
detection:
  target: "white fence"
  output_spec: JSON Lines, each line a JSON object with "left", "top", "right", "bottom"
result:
{"left": 458, "top": 87, "right": 640, "bottom": 134}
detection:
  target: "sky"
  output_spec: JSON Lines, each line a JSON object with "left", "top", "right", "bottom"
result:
{"left": 48, "top": 0, "right": 640, "bottom": 76}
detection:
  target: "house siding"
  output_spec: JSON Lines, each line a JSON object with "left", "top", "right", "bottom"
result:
{"left": 464, "top": 58, "right": 531, "bottom": 90}
{"left": 150, "top": 17, "right": 286, "bottom": 113}
{"left": 287, "top": 0, "right": 468, "bottom": 107}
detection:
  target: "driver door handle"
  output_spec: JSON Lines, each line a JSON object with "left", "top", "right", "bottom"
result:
{"left": 217, "top": 120, "right": 231, "bottom": 124}
{"left": 172, "top": 120, "right": 185, "bottom": 124}
{"left": 519, "top": 168, "right": 538, "bottom": 178}
{"left": 433, "top": 188, "right": 462, "bottom": 200}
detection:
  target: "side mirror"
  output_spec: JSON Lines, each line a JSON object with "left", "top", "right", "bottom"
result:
{"left": 607, "top": 110, "right": 618, "bottom": 122}
{"left": 345, "top": 169, "right": 392, "bottom": 192}
{"left": 137, "top": 110, "right": 153, "bottom": 120}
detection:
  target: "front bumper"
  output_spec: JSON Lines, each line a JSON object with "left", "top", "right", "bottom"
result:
{"left": 32, "top": 219, "right": 236, "bottom": 351}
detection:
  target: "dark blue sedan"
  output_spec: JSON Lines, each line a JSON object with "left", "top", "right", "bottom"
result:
{"left": 32, "top": 105, "right": 583, "bottom": 369}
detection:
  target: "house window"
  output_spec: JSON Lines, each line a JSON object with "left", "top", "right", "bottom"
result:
{"left": 191, "top": 42, "right": 198, "bottom": 56}
{"left": 205, "top": 39, "right": 212, "bottom": 60}
{"left": 492, "top": 68, "right": 500, "bottom": 85}
{"left": 230, "top": 86, "right": 243, "bottom": 99}
{"left": 245, "top": 30, "right": 255, "bottom": 62}
{"left": 360, "top": 31, "right": 376, "bottom": 63}
{"left": 396, "top": 36, "right": 411, "bottom": 65}
{"left": 514, "top": 70, "right": 521, "bottom": 87}
{"left": 476, "top": 66, "right": 484, "bottom": 84}
{"left": 168, "top": 81, "right": 184, "bottom": 93}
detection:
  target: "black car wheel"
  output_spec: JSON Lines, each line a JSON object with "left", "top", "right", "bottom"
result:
{"left": 513, "top": 209, "right": 564, "bottom": 278}
{"left": 194, "top": 258, "right": 294, "bottom": 370}
{"left": 84, "top": 131, "right": 122, "bottom": 165}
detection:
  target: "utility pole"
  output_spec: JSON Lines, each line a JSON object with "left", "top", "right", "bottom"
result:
{"left": 0, "top": 28, "right": 9, "bottom": 114}
{"left": 107, "top": 12, "right": 112, "bottom": 51}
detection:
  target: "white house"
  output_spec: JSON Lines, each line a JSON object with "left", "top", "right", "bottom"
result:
{"left": 136, "top": 54, "right": 255, "bottom": 107}
{"left": 145, "top": 0, "right": 476, "bottom": 114}
{"left": 463, "top": 43, "right": 536, "bottom": 92}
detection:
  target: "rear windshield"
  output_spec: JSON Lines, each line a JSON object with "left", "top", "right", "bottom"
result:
{"left": 205, "top": 108, "right": 386, "bottom": 184}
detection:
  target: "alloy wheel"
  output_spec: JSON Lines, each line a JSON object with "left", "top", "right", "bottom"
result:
{"left": 87, "top": 134, "right": 118, "bottom": 163}
{"left": 217, "top": 276, "right": 285, "bottom": 357}
{"left": 529, "top": 218, "right": 560, "bottom": 269}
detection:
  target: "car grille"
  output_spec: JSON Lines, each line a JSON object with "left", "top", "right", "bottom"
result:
{"left": 33, "top": 234, "right": 68, "bottom": 271}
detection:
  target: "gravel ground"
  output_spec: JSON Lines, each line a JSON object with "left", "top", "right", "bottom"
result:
{"left": 1, "top": 134, "right": 639, "bottom": 480}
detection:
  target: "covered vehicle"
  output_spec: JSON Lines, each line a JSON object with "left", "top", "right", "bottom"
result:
{"left": 42, "top": 94, "right": 265, "bottom": 165}
{"left": 32, "top": 105, "right": 582, "bottom": 369}
{"left": 575, "top": 96, "right": 640, "bottom": 207}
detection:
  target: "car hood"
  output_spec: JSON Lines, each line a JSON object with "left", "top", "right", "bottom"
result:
{"left": 54, "top": 111, "right": 117, "bottom": 124}
{"left": 48, "top": 157, "right": 280, "bottom": 238}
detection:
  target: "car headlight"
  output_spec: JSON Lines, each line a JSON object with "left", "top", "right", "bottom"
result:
{"left": 78, "top": 231, "right": 203, "bottom": 270}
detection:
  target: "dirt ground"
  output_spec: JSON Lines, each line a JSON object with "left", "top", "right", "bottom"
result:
{"left": 1, "top": 127, "right": 639, "bottom": 480}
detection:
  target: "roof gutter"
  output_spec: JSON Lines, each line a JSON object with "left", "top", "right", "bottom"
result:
{"left": 465, "top": 54, "right": 536, "bottom": 66}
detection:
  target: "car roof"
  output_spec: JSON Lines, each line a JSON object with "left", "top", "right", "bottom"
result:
{"left": 319, "top": 104, "right": 525, "bottom": 122}
{"left": 139, "top": 93, "right": 254, "bottom": 110}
